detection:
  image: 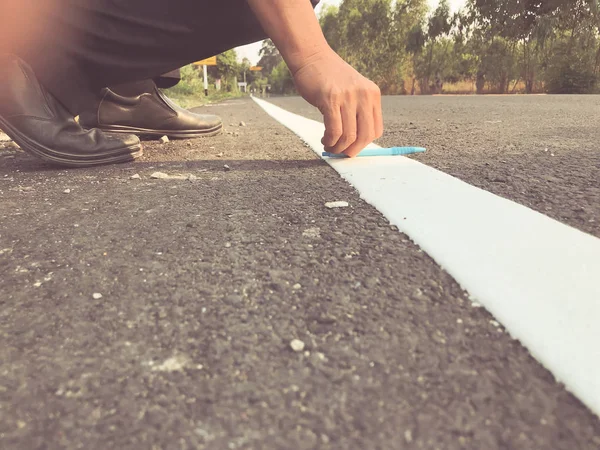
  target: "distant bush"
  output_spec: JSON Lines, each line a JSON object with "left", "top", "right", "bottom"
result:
{"left": 544, "top": 41, "right": 598, "bottom": 94}
{"left": 165, "top": 65, "right": 205, "bottom": 97}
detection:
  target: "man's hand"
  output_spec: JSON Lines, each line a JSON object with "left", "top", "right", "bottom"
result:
{"left": 292, "top": 48, "right": 383, "bottom": 157}
{"left": 247, "top": 0, "right": 384, "bottom": 156}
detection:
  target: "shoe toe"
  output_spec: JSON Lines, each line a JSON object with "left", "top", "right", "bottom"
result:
{"left": 108, "top": 132, "right": 140, "bottom": 148}
{"left": 187, "top": 113, "right": 222, "bottom": 130}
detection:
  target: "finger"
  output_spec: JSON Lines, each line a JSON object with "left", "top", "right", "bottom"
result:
{"left": 373, "top": 91, "right": 384, "bottom": 138}
{"left": 343, "top": 108, "right": 374, "bottom": 158}
{"left": 326, "top": 103, "right": 357, "bottom": 154}
{"left": 321, "top": 105, "right": 343, "bottom": 149}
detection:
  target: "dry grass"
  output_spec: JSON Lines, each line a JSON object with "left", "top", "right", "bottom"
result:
{"left": 401, "top": 79, "right": 545, "bottom": 95}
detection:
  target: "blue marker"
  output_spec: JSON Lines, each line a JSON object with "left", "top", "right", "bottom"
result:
{"left": 322, "top": 147, "right": 426, "bottom": 158}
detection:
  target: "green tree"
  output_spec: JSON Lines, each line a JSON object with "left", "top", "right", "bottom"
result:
{"left": 544, "top": 36, "right": 599, "bottom": 93}
{"left": 270, "top": 60, "right": 295, "bottom": 94}
{"left": 411, "top": 0, "right": 453, "bottom": 93}
{"left": 215, "top": 49, "right": 239, "bottom": 91}
{"left": 257, "top": 40, "right": 283, "bottom": 76}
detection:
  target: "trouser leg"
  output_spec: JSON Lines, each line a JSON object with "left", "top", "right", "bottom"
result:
{"left": 107, "top": 69, "right": 181, "bottom": 98}
{"left": 8, "top": 0, "right": 268, "bottom": 115}
{"left": 154, "top": 70, "right": 182, "bottom": 89}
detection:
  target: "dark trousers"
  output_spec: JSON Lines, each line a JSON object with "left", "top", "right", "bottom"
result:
{"left": 155, "top": 70, "right": 182, "bottom": 89}
{"left": 4, "top": 0, "right": 268, "bottom": 114}
{"left": 109, "top": 71, "right": 181, "bottom": 99}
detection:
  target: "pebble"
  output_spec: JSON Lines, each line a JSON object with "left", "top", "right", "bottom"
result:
{"left": 404, "top": 429, "right": 413, "bottom": 443}
{"left": 159, "top": 135, "right": 170, "bottom": 144}
{"left": 63, "top": 189, "right": 71, "bottom": 194}
{"left": 151, "top": 355, "right": 189, "bottom": 372}
{"left": 290, "top": 339, "right": 305, "bottom": 352}
{"left": 92, "top": 293, "right": 103, "bottom": 300}
{"left": 490, "top": 320, "right": 500, "bottom": 327}
{"left": 292, "top": 283, "right": 302, "bottom": 290}
{"left": 150, "top": 172, "right": 196, "bottom": 180}
{"left": 239, "top": 121, "right": 246, "bottom": 127}
{"left": 223, "top": 165, "right": 231, "bottom": 171}
{"left": 325, "top": 201, "right": 349, "bottom": 209}
{"left": 302, "top": 227, "right": 321, "bottom": 238}
{"left": 0, "top": 132, "right": 10, "bottom": 142}
{"left": 130, "top": 174, "right": 141, "bottom": 180}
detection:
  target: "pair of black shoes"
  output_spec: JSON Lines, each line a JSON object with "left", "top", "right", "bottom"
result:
{"left": 0, "top": 55, "right": 222, "bottom": 166}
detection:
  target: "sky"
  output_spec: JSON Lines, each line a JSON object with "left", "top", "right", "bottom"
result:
{"left": 235, "top": 0, "right": 466, "bottom": 65}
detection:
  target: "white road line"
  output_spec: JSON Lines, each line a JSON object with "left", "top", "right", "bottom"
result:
{"left": 253, "top": 97, "right": 600, "bottom": 417}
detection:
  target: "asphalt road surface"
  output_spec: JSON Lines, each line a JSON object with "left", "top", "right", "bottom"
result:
{"left": 1, "top": 97, "right": 599, "bottom": 450}
{"left": 268, "top": 95, "right": 600, "bottom": 238}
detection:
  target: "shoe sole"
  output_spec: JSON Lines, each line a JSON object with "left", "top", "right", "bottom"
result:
{"left": 93, "top": 123, "right": 224, "bottom": 139}
{"left": 0, "top": 116, "right": 143, "bottom": 167}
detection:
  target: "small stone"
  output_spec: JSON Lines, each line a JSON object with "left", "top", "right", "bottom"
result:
{"left": 223, "top": 165, "right": 231, "bottom": 171}
{"left": 17, "top": 420, "right": 26, "bottom": 429}
{"left": 159, "top": 135, "right": 170, "bottom": 144}
{"left": 92, "top": 293, "right": 103, "bottom": 300}
{"left": 490, "top": 320, "right": 500, "bottom": 327}
{"left": 290, "top": 339, "right": 305, "bottom": 352}
{"left": 217, "top": 153, "right": 224, "bottom": 157}
{"left": 130, "top": 174, "right": 141, "bottom": 180}
{"left": 224, "top": 242, "right": 232, "bottom": 248}
{"left": 239, "top": 121, "right": 246, "bottom": 127}
{"left": 224, "top": 294, "right": 243, "bottom": 305}
{"left": 292, "top": 283, "right": 302, "bottom": 290}
{"left": 404, "top": 429, "right": 413, "bottom": 443}
{"left": 456, "top": 318, "right": 463, "bottom": 324}
{"left": 151, "top": 355, "right": 189, "bottom": 372}
{"left": 0, "top": 132, "right": 11, "bottom": 142}
{"left": 302, "top": 227, "right": 321, "bottom": 238}
{"left": 325, "top": 201, "right": 349, "bottom": 209}
{"left": 63, "top": 189, "right": 71, "bottom": 194}
{"left": 150, "top": 172, "right": 169, "bottom": 179}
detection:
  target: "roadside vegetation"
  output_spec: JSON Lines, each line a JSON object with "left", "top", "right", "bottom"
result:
{"left": 169, "top": 0, "right": 600, "bottom": 98}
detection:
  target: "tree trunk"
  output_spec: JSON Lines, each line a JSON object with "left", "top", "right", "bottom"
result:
{"left": 476, "top": 71, "right": 485, "bottom": 94}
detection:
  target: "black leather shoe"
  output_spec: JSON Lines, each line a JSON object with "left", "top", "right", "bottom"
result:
{"left": 79, "top": 83, "right": 223, "bottom": 139}
{"left": 0, "top": 55, "right": 142, "bottom": 167}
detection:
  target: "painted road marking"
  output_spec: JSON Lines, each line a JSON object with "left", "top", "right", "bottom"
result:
{"left": 253, "top": 97, "right": 600, "bottom": 417}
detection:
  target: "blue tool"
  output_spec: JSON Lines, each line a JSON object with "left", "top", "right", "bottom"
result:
{"left": 322, "top": 147, "right": 426, "bottom": 158}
